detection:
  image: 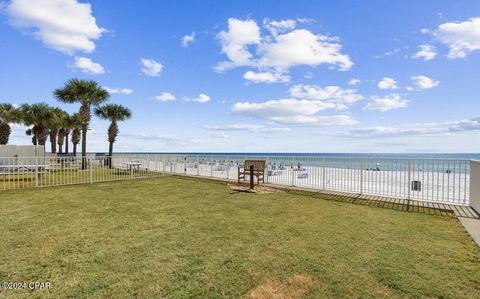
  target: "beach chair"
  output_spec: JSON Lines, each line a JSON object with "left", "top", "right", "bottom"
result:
{"left": 238, "top": 160, "right": 266, "bottom": 184}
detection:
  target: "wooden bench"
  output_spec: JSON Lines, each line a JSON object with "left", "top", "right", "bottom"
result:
{"left": 238, "top": 160, "right": 266, "bottom": 184}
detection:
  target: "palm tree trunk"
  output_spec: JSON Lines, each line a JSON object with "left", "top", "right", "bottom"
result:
{"left": 108, "top": 141, "right": 114, "bottom": 169}
{"left": 81, "top": 126, "right": 87, "bottom": 170}
{"left": 65, "top": 132, "right": 69, "bottom": 154}
{"left": 73, "top": 143, "right": 77, "bottom": 157}
{"left": 50, "top": 129, "right": 57, "bottom": 154}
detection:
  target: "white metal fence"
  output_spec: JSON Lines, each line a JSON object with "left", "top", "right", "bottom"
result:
{"left": 0, "top": 153, "right": 474, "bottom": 207}
{"left": 113, "top": 154, "right": 471, "bottom": 206}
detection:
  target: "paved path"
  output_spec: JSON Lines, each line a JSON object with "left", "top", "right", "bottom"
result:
{"left": 459, "top": 217, "right": 480, "bottom": 246}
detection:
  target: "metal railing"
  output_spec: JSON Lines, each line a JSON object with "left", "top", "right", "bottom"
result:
{"left": 0, "top": 153, "right": 473, "bottom": 206}
{"left": 113, "top": 154, "right": 471, "bottom": 206}
{"left": 0, "top": 155, "right": 168, "bottom": 191}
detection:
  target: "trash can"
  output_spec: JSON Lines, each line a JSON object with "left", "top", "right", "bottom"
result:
{"left": 411, "top": 180, "right": 421, "bottom": 191}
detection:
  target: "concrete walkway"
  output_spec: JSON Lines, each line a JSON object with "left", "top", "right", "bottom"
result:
{"left": 459, "top": 217, "right": 480, "bottom": 246}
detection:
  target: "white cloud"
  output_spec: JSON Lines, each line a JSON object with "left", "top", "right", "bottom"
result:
{"left": 363, "top": 94, "right": 408, "bottom": 112}
{"left": 192, "top": 93, "right": 210, "bottom": 103}
{"left": 289, "top": 84, "right": 363, "bottom": 104}
{"left": 104, "top": 87, "right": 133, "bottom": 95}
{"left": 435, "top": 17, "right": 480, "bottom": 58}
{"left": 204, "top": 123, "right": 290, "bottom": 133}
{"left": 232, "top": 98, "right": 356, "bottom": 126}
{"left": 140, "top": 58, "right": 163, "bottom": 77}
{"left": 243, "top": 71, "right": 290, "bottom": 84}
{"left": 216, "top": 18, "right": 261, "bottom": 71}
{"left": 263, "top": 18, "right": 297, "bottom": 36}
{"left": 72, "top": 57, "right": 105, "bottom": 74}
{"left": 154, "top": 92, "right": 176, "bottom": 102}
{"left": 377, "top": 77, "right": 398, "bottom": 90}
{"left": 412, "top": 44, "right": 437, "bottom": 61}
{"left": 216, "top": 18, "right": 352, "bottom": 73}
{"left": 257, "top": 29, "right": 353, "bottom": 71}
{"left": 6, "top": 0, "right": 105, "bottom": 55}
{"left": 343, "top": 117, "right": 480, "bottom": 138}
{"left": 208, "top": 132, "right": 229, "bottom": 139}
{"left": 181, "top": 32, "right": 195, "bottom": 47}
{"left": 348, "top": 78, "right": 360, "bottom": 86}
{"left": 411, "top": 75, "right": 440, "bottom": 89}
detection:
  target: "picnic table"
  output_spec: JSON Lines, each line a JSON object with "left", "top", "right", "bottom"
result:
{"left": 123, "top": 161, "right": 142, "bottom": 171}
{"left": 0, "top": 164, "right": 49, "bottom": 179}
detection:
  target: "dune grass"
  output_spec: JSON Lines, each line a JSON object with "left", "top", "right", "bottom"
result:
{"left": 0, "top": 176, "right": 479, "bottom": 298}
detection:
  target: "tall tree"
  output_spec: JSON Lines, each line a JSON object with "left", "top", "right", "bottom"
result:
{"left": 19, "top": 103, "right": 54, "bottom": 146}
{"left": 63, "top": 113, "right": 78, "bottom": 154}
{"left": 0, "top": 103, "right": 20, "bottom": 145}
{"left": 95, "top": 104, "right": 132, "bottom": 167}
{"left": 54, "top": 79, "right": 109, "bottom": 169}
{"left": 67, "top": 113, "right": 81, "bottom": 156}
{"left": 48, "top": 107, "right": 67, "bottom": 154}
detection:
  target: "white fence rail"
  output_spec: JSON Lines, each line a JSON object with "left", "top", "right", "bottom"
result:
{"left": 0, "top": 155, "right": 167, "bottom": 190}
{"left": 113, "top": 154, "right": 471, "bottom": 206}
{"left": 0, "top": 154, "right": 474, "bottom": 207}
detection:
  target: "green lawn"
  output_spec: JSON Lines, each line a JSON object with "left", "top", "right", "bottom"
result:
{"left": 0, "top": 176, "right": 479, "bottom": 298}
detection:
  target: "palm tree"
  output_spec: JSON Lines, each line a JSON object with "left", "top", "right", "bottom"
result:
{"left": 69, "top": 113, "right": 81, "bottom": 156}
{"left": 95, "top": 104, "right": 132, "bottom": 167}
{"left": 48, "top": 107, "right": 67, "bottom": 154}
{"left": 54, "top": 79, "right": 109, "bottom": 169}
{"left": 63, "top": 113, "right": 77, "bottom": 154}
{"left": 19, "top": 103, "right": 54, "bottom": 146}
{"left": 0, "top": 103, "right": 20, "bottom": 145}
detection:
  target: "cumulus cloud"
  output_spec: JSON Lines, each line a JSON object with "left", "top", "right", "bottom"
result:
{"left": 204, "top": 123, "right": 290, "bottom": 133}
{"left": 192, "top": 93, "right": 210, "bottom": 103}
{"left": 363, "top": 94, "right": 408, "bottom": 112}
{"left": 343, "top": 117, "right": 480, "bottom": 138}
{"left": 412, "top": 44, "right": 437, "bottom": 61}
{"left": 154, "top": 92, "right": 176, "bottom": 102}
{"left": 435, "top": 17, "right": 480, "bottom": 58}
{"left": 377, "top": 77, "right": 398, "bottom": 90}
{"left": 289, "top": 84, "right": 363, "bottom": 105}
{"left": 215, "top": 18, "right": 352, "bottom": 74}
{"left": 104, "top": 87, "right": 133, "bottom": 95}
{"left": 231, "top": 83, "right": 362, "bottom": 126}
{"left": 263, "top": 18, "right": 297, "bottom": 36}
{"left": 348, "top": 78, "right": 360, "bottom": 86}
{"left": 232, "top": 98, "right": 356, "bottom": 126}
{"left": 72, "top": 57, "right": 105, "bottom": 74}
{"left": 6, "top": 0, "right": 105, "bottom": 55}
{"left": 140, "top": 58, "right": 163, "bottom": 76}
{"left": 181, "top": 32, "right": 195, "bottom": 47}
{"left": 411, "top": 75, "right": 439, "bottom": 89}
{"left": 216, "top": 18, "right": 261, "bottom": 71}
{"left": 243, "top": 70, "right": 290, "bottom": 83}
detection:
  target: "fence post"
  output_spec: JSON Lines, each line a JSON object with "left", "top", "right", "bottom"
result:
{"left": 90, "top": 159, "right": 93, "bottom": 184}
{"left": 197, "top": 155, "right": 200, "bottom": 176}
{"left": 163, "top": 155, "right": 166, "bottom": 176}
{"left": 407, "top": 160, "right": 411, "bottom": 200}
{"left": 35, "top": 155, "right": 39, "bottom": 187}
{"left": 226, "top": 155, "right": 229, "bottom": 179}
{"left": 322, "top": 158, "right": 326, "bottom": 190}
{"left": 291, "top": 157, "right": 295, "bottom": 186}
{"left": 360, "top": 159, "right": 364, "bottom": 195}
{"left": 184, "top": 156, "right": 187, "bottom": 175}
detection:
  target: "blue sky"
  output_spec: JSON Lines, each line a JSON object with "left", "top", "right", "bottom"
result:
{"left": 1, "top": 0, "right": 480, "bottom": 153}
